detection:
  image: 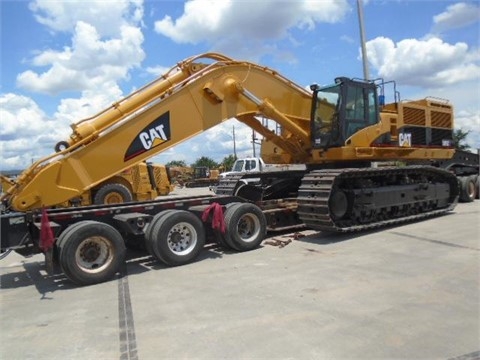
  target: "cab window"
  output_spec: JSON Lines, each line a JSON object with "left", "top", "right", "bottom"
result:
{"left": 312, "top": 85, "right": 340, "bottom": 148}
{"left": 245, "top": 160, "right": 255, "bottom": 171}
{"left": 345, "top": 87, "right": 378, "bottom": 139}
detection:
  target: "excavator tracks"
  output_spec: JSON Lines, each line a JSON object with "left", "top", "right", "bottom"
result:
{"left": 297, "top": 166, "right": 459, "bottom": 232}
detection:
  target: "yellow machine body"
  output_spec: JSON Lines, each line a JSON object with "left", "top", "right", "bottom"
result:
{"left": 2, "top": 53, "right": 455, "bottom": 211}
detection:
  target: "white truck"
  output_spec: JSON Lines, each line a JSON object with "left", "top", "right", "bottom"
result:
{"left": 215, "top": 157, "right": 307, "bottom": 198}
{"left": 219, "top": 157, "right": 305, "bottom": 178}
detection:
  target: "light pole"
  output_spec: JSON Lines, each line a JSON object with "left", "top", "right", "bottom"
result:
{"left": 357, "top": 0, "right": 369, "bottom": 80}
{"left": 232, "top": 125, "right": 237, "bottom": 160}
{"left": 251, "top": 130, "right": 261, "bottom": 157}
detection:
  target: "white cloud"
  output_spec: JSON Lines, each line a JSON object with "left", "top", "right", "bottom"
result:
{"left": 17, "top": 21, "right": 145, "bottom": 95}
{"left": 54, "top": 83, "right": 124, "bottom": 124}
{"left": 366, "top": 35, "right": 480, "bottom": 150}
{"left": 146, "top": 66, "right": 171, "bottom": 77}
{"left": 0, "top": 94, "right": 68, "bottom": 169}
{"left": 155, "top": 0, "right": 349, "bottom": 42}
{"left": 432, "top": 2, "right": 480, "bottom": 33}
{"left": 0, "top": 82, "right": 129, "bottom": 170}
{"left": 29, "top": 0, "right": 144, "bottom": 36}
{"left": 17, "top": 1, "right": 145, "bottom": 95}
{"left": 456, "top": 109, "right": 480, "bottom": 133}
{"left": 2, "top": 1, "right": 146, "bottom": 170}
{"left": 0, "top": 94, "right": 48, "bottom": 140}
{"left": 366, "top": 36, "right": 480, "bottom": 87}
{"left": 363, "top": 4, "right": 480, "bottom": 151}
{"left": 456, "top": 110, "right": 480, "bottom": 150}
{"left": 154, "top": 0, "right": 349, "bottom": 59}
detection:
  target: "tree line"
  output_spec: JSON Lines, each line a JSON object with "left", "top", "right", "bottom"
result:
{"left": 166, "top": 154, "right": 237, "bottom": 172}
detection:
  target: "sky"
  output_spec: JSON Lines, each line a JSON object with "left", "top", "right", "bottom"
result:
{"left": 1, "top": 0, "right": 479, "bottom": 171}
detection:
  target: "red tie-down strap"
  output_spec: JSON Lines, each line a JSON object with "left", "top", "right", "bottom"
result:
{"left": 201, "top": 202, "right": 226, "bottom": 234}
{"left": 40, "top": 208, "right": 55, "bottom": 252}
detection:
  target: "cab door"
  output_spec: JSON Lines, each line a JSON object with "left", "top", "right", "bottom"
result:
{"left": 343, "top": 82, "right": 379, "bottom": 140}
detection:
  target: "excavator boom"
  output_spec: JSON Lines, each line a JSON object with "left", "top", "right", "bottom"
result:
{"left": 4, "top": 53, "right": 312, "bottom": 211}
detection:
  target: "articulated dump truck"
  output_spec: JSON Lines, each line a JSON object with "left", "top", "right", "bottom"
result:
{"left": 1, "top": 53, "right": 478, "bottom": 285}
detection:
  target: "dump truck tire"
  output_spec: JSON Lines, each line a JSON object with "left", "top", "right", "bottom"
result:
{"left": 94, "top": 183, "right": 133, "bottom": 205}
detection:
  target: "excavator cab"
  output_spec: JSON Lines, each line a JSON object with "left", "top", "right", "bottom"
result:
{"left": 310, "top": 77, "right": 379, "bottom": 149}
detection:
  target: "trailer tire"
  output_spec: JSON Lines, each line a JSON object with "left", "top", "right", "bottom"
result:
{"left": 94, "top": 183, "right": 133, "bottom": 205}
{"left": 459, "top": 176, "right": 476, "bottom": 203}
{"left": 56, "top": 220, "right": 96, "bottom": 250}
{"left": 57, "top": 221, "right": 126, "bottom": 285}
{"left": 214, "top": 203, "right": 240, "bottom": 250}
{"left": 145, "top": 210, "right": 176, "bottom": 256}
{"left": 223, "top": 203, "right": 266, "bottom": 252}
{"left": 471, "top": 175, "right": 479, "bottom": 200}
{"left": 149, "top": 210, "right": 205, "bottom": 266}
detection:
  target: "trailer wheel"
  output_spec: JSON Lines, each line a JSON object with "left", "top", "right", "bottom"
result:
{"left": 223, "top": 203, "right": 266, "bottom": 252}
{"left": 475, "top": 175, "right": 479, "bottom": 200}
{"left": 57, "top": 221, "right": 126, "bottom": 285}
{"left": 470, "top": 175, "right": 479, "bottom": 200}
{"left": 213, "top": 203, "right": 240, "bottom": 250}
{"left": 149, "top": 210, "right": 205, "bottom": 266}
{"left": 94, "top": 183, "right": 133, "bottom": 205}
{"left": 459, "top": 176, "right": 476, "bottom": 203}
{"left": 56, "top": 220, "right": 97, "bottom": 250}
{"left": 144, "top": 210, "right": 175, "bottom": 256}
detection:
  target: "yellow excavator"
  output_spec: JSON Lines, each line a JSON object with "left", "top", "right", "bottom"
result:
{"left": 2, "top": 52, "right": 473, "bottom": 285}
{"left": 2, "top": 53, "right": 459, "bottom": 216}
{"left": 2, "top": 53, "right": 458, "bottom": 210}
{"left": 1, "top": 162, "right": 173, "bottom": 207}
{"left": 185, "top": 167, "right": 220, "bottom": 188}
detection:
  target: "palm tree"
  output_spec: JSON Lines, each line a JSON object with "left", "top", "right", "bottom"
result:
{"left": 452, "top": 129, "right": 471, "bottom": 150}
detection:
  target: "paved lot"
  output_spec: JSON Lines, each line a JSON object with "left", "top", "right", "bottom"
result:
{"left": 1, "top": 191, "right": 479, "bottom": 360}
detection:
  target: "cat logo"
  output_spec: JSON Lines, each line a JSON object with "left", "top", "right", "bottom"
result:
{"left": 399, "top": 132, "right": 412, "bottom": 147}
{"left": 139, "top": 124, "right": 168, "bottom": 150}
{"left": 124, "top": 111, "right": 171, "bottom": 161}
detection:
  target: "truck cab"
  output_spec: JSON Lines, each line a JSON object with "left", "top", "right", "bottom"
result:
{"left": 219, "top": 158, "right": 266, "bottom": 178}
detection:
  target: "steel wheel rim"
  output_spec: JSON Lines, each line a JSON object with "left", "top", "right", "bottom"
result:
{"left": 167, "top": 222, "right": 197, "bottom": 255}
{"left": 237, "top": 213, "right": 260, "bottom": 243}
{"left": 75, "top": 236, "right": 114, "bottom": 273}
